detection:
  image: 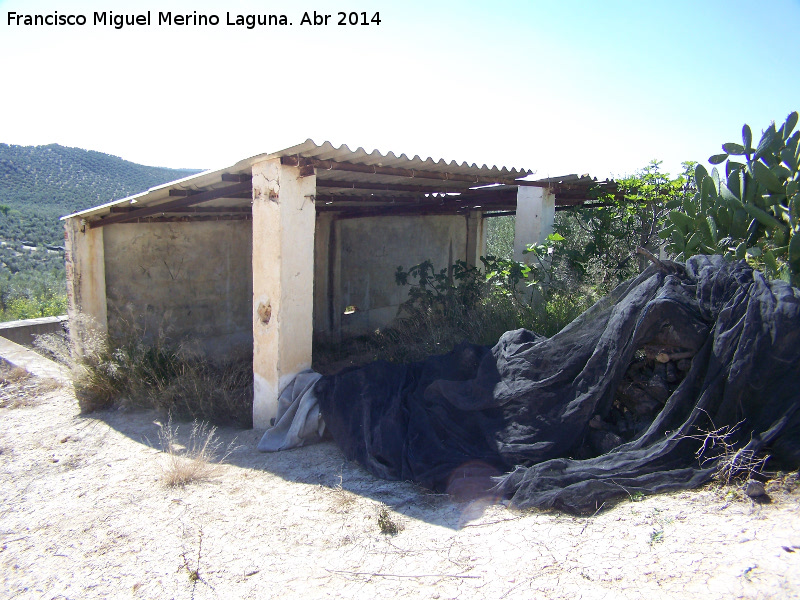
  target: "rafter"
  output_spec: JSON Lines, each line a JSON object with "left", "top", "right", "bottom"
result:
{"left": 90, "top": 181, "right": 253, "bottom": 228}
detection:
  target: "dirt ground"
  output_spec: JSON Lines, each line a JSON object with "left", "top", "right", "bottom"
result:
{"left": 1, "top": 376, "right": 799, "bottom": 600}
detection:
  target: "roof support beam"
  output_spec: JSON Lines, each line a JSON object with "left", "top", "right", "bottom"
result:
{"left": 316, "top": 179, "right": 459, "bottom": 194}
{"left": 221, "top": 173, "right": 252, "bottom": 183}
{"left": 334, "top": 206, "right": 470, "bottom": 220}
{"left": 124, "top": 214, "right": 252, "bottom": 223}
{"left": 483, "top": 211, "right": 516, "bottom": 218}
{"left": 89, "top": 181, "right": 253, "bottom": 228}
{"left": 112, "top": 206, "right": 251, "bottom": 214}
{"left": 556, "top": 202, "right": 613, "bottom": 211}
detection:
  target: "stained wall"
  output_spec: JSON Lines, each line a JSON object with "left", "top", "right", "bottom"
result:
{"left": 102, "top": 220, "right": 253, "bottom": 357}
{"left": 314, "top": 214, "right": 475, "bottom": 338}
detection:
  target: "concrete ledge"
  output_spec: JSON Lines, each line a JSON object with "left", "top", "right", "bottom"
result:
{"left": 0, "top": 315, "right": 68, "bottom": 348}
{"left": 0, "top": 336, "right": 71, "bottom": 385}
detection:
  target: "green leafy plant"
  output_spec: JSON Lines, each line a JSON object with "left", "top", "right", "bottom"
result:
{"left": 395, "top": 235, "right": 565, "bottom": 321}
{"left": 660, "top": 112, "right": 800, "bottom": 284}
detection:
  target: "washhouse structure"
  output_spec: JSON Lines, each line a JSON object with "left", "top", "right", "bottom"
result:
{"left": 63, "top": 140, "right": 611, "bottom": 428}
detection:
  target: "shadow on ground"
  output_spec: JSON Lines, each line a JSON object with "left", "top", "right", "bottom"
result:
{"left": 87, "top": 403, "right": 506, "bottom": 531}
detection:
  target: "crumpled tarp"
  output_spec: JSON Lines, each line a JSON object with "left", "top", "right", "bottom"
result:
{"left": 257, "top": 370, "right": 325, "bottom": 452}
{"left": 263, "top": 256, "right": 800, "bottom": 514}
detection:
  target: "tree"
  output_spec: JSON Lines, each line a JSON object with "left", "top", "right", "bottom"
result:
{"left": 555, "top": 161, "right": 695, "bottom": 291}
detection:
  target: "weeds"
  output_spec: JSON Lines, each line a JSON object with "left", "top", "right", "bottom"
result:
{"left": 314, "top": 288, "right": 592, "bottom": 370}
{"left": 649, "top": 528, "right": 664, "bottom": 545}
{"left": 315, "top": 253, "right": 594, "bottom": 371}
{"left": 685, "top": 419, "right": 770, "bottom": 485}
{"left": 181, "top": 528, "right": 203, "bottom": 582}
{"left": 157, "top": 416, "right": 234, "bottom": 487}
{"left": 377, "top": 505, "right": 401, "bottom": 535}
{"left": 180, "top": 526, "right": 214, "bottom": 599}
{"left": 48, "top": 312, "right": 253, "bottom": 426}
{"left": 329, "top": 473, "right": 358, "bottom": 513}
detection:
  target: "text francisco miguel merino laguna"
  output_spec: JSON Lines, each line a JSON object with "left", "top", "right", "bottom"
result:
{"left": 5, "top": 10, "right": 343, "bottom": 30}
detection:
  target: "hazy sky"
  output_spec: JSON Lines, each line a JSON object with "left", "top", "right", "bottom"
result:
{"left": 2, "top": 0, "right": 798, "bottom": 180}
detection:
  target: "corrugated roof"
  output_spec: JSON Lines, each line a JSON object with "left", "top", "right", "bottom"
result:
{"left": 250, "top": 139, "right": 530, "bottom": 177}
{"left": 63, "top": 140, "right": 533, "bottom": 220}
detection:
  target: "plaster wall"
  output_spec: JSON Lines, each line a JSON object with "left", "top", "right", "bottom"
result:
{"left": 320, "top": 214, "right": 469, "bottom": 337}
{"left": 102, "top": 220, "right": 253, "bottom": 357}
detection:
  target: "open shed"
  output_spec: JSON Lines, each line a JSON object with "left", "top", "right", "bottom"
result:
{"left": 62, "top": 140, "right": 611, "bottom": 428}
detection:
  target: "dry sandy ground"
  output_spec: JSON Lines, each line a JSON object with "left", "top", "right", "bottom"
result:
{"left": 1, "top": 376, "right": 799, "bottom": 600}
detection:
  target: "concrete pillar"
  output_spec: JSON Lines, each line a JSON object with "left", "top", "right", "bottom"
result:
{"left": 465, "top": 210, "right": 485, "bottom": 267}
{"left": 64, "top": 217, "right": 107, "bottom": 354}
{"left": 251, "top": 159, "right": 316, "bottom": 429}
{"left": 513, "top": 187, "right": 555, "bottom": 263}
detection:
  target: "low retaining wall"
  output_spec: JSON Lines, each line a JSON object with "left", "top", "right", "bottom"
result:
{"left": 0, "top": 315, "right": 68, "bottom": 348}
{"left": 0, "top": 336, "right": 71, "bottom": 384}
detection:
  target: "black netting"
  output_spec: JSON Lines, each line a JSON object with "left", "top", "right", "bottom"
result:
{"left": 314, "top": 256, "right": 800, "bottom": 514}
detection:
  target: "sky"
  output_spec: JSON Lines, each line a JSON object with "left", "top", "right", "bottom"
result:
{"left": 2, "top": 0, "right": 798, "bottom": 180}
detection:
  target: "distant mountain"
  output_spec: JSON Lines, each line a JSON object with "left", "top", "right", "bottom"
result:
{"left": 0, "top": 143, "right": 201, "bottom": 246}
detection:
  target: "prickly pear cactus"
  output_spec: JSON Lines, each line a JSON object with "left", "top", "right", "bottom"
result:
{"left": 660, "top": 112, "right": 800, "bottom": 285}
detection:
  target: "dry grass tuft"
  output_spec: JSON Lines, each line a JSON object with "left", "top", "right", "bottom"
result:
{"left": 329, "top": 485, "right": 358, "bottom": 513}
{"left": 57, "top": 312, "right": 253, "bottom": 426}
{"left": 0, "top": 363, "right": 60, "bottom": 409}
{"left": 157, "top": 417, "right": 234, "bottom": 487}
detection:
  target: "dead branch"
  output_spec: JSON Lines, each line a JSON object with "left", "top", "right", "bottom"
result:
{"left": 636, "top": 246, "right": 667, "bottom": 270}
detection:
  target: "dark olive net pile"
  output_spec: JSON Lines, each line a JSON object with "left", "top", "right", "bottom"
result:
{"left": 315, "top": 256, "right": 800, "bottom": 514}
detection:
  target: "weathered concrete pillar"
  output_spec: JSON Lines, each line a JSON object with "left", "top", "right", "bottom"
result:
{"left": 251, "top": 159, "right": 316, "bottom": 429}
{"left": 64, "top": 217, "right": 107, "bottom": 353}
{"left": 465, "top": 210, "right": 485, "bottom": 267}
{"left": 513, "top": 187, "right": 555, "bottom": 263}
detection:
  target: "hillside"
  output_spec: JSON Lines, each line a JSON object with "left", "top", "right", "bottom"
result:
{"left": 0, "top": 143, "right": 201, "bottom": 320}
{"left": 0, "top": 143, "right": 201, "bottom": 246}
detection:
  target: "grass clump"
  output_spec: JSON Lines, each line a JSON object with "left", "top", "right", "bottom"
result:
{"left": 157, "top": 416, "right": 234, "bottom": 487}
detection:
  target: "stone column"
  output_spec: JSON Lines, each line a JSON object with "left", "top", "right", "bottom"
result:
{"left": 64, "top": 218, "right": 107, "bottom": 354}
{"left": 513, "top": 187, "right": 555, "bottom": 263}
{"left": 251, "top": 159, "right": 316, "bottom": 429}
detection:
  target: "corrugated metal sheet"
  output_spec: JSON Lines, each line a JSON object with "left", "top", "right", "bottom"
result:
{"left": 63, "top": 140, "right": 533, "bottom": 219}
